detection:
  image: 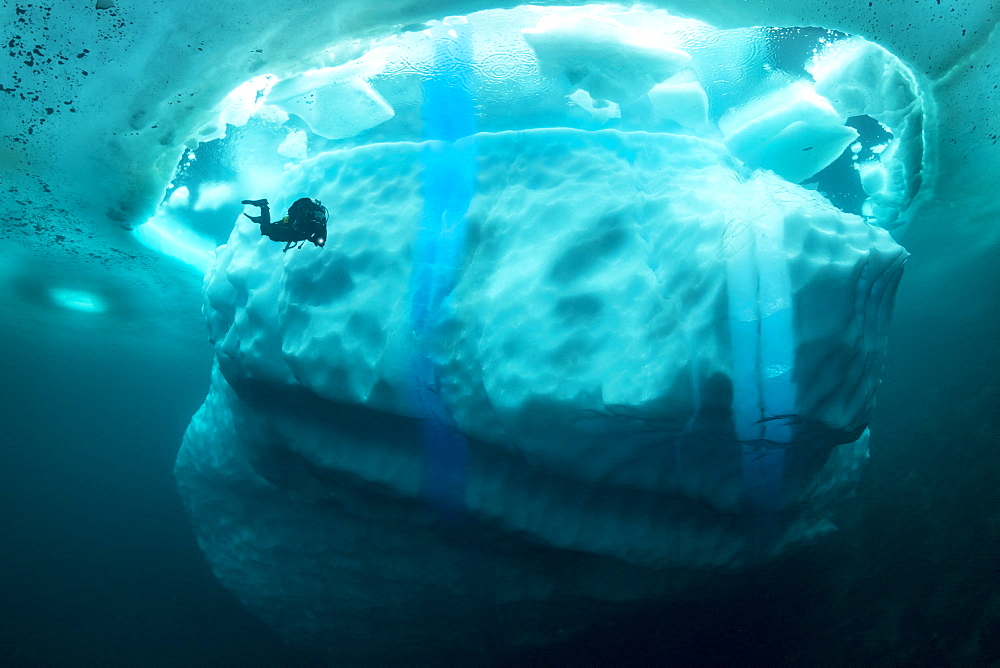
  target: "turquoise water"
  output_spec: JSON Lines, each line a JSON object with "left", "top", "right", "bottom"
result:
{"left": 2, "top": 3, "right": 999, "bottom": 665}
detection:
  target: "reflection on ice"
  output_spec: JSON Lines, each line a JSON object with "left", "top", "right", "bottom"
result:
{"left": 49, "top": 288, "right": 107, "bottom": 314}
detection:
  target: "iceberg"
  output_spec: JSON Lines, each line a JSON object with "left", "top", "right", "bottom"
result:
{"left": 174, "top": 11, "right": 908, "bottom": 657}
{"left": 1, "top": 0, "right": 997, "bottom": 663}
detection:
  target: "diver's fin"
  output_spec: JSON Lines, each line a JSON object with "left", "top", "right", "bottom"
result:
{"left": 243, "top": 212, "right": 265, "bottom": 225}
{"left": 241, "top": 198, "right": 268, "bottom": 207}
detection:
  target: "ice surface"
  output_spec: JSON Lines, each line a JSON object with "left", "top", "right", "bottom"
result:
{"left": 267, "top": 75, "right": 395, "bottom": 140}
{"left": 178, "top": 124, "right": 906, "bottom": 659}
{"left": 3, "top": 0, "right": 991, "bottom": 250}
{"left": 1, "top": 0, "right": 997, "bottom": 663}
{"left": 720, "top": 81, "right": 859, "bottom": 183}
{"left": 647, "top": 73, "right": 710, "bottom": 129}
{"left": 522, "top": 13, "right": 692, "bottom": 103}
{"left": 807, "top": 38, "right": 926, "bottom": 228}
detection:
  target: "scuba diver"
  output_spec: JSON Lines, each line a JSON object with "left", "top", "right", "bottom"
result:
{"left": 242, "top": 198, "right": 327, "bottom": 252}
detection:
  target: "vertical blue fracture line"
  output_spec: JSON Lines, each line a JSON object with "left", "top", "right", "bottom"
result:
{"left": 409, "top": 22, "right": 476, "bottom": 519}
{"left": 726, "top": 203, "right": 796, "bottom": 557}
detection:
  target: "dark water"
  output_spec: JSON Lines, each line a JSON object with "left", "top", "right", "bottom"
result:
{"left": 1, "top": 239, "right": 998, "bottom": 666}
{"left": 0, "top": 313, "right": 320, "bottom": 666}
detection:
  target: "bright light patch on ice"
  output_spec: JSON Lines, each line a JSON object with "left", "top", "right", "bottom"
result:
{"left": 49, "top": 288, "right": 106, "bottom": 313}
{"left": 166, "top": 185, "right": 190, "bottom": 208}
{"left": 193, "top": 183, "right": 235, "bottom": 211}
{"left": 134, "top": 211, "right": 216, "bottom": 273}
{"left": 522, "top": 12, "right": 692, "bottom": 103}
{"left": 198, "top": 74, "right": 276, "bottom": 143}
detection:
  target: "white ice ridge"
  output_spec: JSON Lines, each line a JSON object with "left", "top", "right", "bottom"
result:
{"left": 177, "top": 127, "right": 906, "bottom": 660}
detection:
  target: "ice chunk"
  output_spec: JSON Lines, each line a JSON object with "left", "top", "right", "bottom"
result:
{"left": 267, "top": 75, "right": 394, "bottom": 141}
{"left": 276, "top": 129, "right": 308, "bottom": 160}
{"left": 647, "top": 73, "right": 710, "bottom": 128}
{"left": 859, "top": 159, "right": 887, "bottom": 196}
{"left": 567, "top": 88, "right": 621, "bottom": 123}
{"left": 809, "top": 38, "right": 918, "bottom": 126}
{"left": 523, "top": 13, "right": 692, "bottom": 103}
{"left": 808, "top": 38, "right": 925, "bottom": 228}
{"left": 165, "top": 185, "right": 190, "bottom": 209}
{"left": 720, "top": 81, "right": 859, "bottom": 183}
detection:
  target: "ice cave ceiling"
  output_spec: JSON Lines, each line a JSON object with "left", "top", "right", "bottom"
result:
{"left": 1, "top": 0, "right": 997, "bottom": 255}
{"left": 0, "top": 0, "right": 989, "bottom": 363}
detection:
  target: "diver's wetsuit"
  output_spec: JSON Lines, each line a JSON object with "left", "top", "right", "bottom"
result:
{"left": 242, "top": 199, "right": 277, "bottom": 238}
{"left": 243, "top": 199, "right": 305, "bottom": 243}
{"left": 243, "top": 198, "right": 327, "bottom": 251}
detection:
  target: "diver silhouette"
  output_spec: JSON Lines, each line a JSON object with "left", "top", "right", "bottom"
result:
{"left": 242, "top": 198, "right": 327, "bottom": 252}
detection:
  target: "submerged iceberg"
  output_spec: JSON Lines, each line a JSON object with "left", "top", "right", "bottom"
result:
{"left": 174, "top": 5, "right": 909, "bottom": 661}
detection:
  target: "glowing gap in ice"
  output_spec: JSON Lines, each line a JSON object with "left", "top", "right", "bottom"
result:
{"left": 49, "top": 288, "right": 107, "bottom": 313}
{"left": 134, "top": 210, "right": 216, "bottom": 273}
